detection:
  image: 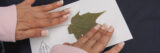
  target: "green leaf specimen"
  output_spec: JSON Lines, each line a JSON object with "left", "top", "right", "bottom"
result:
{"left": 68, "top": 11, "right": 105, "bottom": 40}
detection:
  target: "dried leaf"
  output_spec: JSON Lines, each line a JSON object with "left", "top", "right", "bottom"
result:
{"left": 68, "top": 11, "right": 105, "bottom": 39}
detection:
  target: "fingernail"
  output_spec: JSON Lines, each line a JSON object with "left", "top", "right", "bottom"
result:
{"left": 101, "top": 24, "right": 107, "bottom": 30}
{"left": 57, "top": 0, "right": 63, "bottom": 5}
{"left": 41, "top": 30, "right": 48, "bottom": 36}
{"left": 94, "top": 25, "right": 101, "bottom": 30}
{"left": 118, "top": 42, "right": 125, "bottom": 47}
{"left": 63, "top": 14, "right": 69, "bottom": 18}
{"left": 64, "top": 8, "right": 70, "bottom": 12}
{"left": 108, "top": 26, "right": 114, "bottom": 32}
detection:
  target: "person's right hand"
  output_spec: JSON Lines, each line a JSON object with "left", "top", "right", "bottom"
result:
{"left": 15, "top": 0, "right": 69, "bottom": 40}
{"left": 64, "top": 24, "right": 125, "bottom": 53}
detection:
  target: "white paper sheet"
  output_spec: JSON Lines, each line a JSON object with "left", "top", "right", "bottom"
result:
{"left": 30, "top": 0, "right": 133, "bottom": 53}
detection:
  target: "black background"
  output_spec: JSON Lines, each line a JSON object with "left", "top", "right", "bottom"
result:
{"left": 1, "top": 0, "right": 160, "bottom": 53}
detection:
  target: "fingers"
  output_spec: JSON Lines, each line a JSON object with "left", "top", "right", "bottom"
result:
{"left": 49, "top": 14, "right": 69, "bottom": 26}
{"left": 92, "top": 25, "right": 114, "bottom": 52}
{"left": 34, "top": 14, "right": 68, "bottom": 28}
{"left": 73, "top": 25, "right": 100, "bottom": 47}
{"left": 104, "top": 42, "right": 125, "bottom": 53}
{"left": 34, "top": 0, "right": 63, "bottom": 11}
{"left": 83, "top": 26, "right": 104, "bottom": 48}
{"left": 32, "top": 8, "right": 69, "bottom": 28}
{"left": 21, "top": 0, "right": 35, "bottom": 5}
{"left": 16, "top": 29, "right": 48, "bottom": 40}
{"left": 48, "top": 8, "right": 70, "bottom": 19}
{"left": 71, "top": 24, "right": 115, "bottom": 53}
{"left": 32, "top": 8, "right": 69, "bottom": 19}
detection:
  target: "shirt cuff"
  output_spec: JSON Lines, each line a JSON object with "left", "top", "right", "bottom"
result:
{"left": 50, "top": 45, "right": 87, "bottom": 53}
{"left": 0, "top": 5, "right": 17, "bottom": 42}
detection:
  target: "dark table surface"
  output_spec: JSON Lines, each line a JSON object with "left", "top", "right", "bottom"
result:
{"left": 2, "top": 0, "right": 160, "bottom": 53}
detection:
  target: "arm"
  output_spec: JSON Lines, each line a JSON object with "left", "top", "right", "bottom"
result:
{"left": 0, "top": 5, "right": 17, "bottom": 42}
{"left": 50, "top": 45, "right": 87, "bottom": 53}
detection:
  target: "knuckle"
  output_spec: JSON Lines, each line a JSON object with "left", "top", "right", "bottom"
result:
{"left": 40, "top": 5, "right": 46, "bottom": 10}
{"left": 84, "top": 32, "right": 94, "bottom": 38}
{"left": 73, "top": 43, "right": 81, "bottom": 48}
{"left": 35, "top": 30, "right": 41, "bottom": 37}
{"left": 47, "top": 5, "right": 53, "bottom": 9}
{"left": 15, "top": 31, "right": 25, "bottom": 40}
{"left": 24, "top": 11, "right": 31, "bottom": 15}
{"left": 91, "top": 37, "right": 98, "bottom": 41}
{"left": 81, "top": 36, "right": 89, "bottom": 41}
{"left": 57, "top": 11, "right": 63, "bottom": 15}
{"left": 83, "top": 34, "right": 91, "bottom": 39}
{"left": 106, "top": 33, "right": 112, "bottom": 38}
{"left": 40, "top": 15, "right": 48, "bottom": 18}
{"left": 97, "top": 40, "right": 106, "bottom": 45}
{"left": 40, "top": 19, "right": 51, "bottom": 27}
{"left": 82, "top": 45, "right": 90, "bottom": 50}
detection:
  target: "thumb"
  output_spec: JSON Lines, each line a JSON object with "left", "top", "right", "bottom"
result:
{"left": 16, "top": 29, "right": 48, "bottom": 40}
{"left": 21, "top": 0, "right": 35, "bottom": 5}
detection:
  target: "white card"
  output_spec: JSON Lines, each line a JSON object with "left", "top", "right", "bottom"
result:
{"left": 30, "top": 0, "right": 133, "bottom": 53}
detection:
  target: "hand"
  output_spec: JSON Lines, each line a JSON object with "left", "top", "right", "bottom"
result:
{"left": 16, "top": 0, "right": 69, "bottom": 40}
{"left": 64, "top": 24, "right": 124, "bottom": 53}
